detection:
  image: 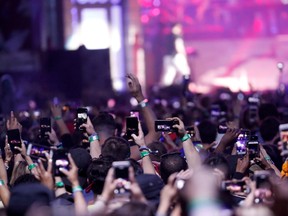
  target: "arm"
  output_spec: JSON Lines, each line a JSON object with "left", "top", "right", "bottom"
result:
{"left": 127, "top": 73, "right": 159, "bottom": 145}
{"left": 60, "top": 154, "right": 88, "bottom": 216}
{"left": 0, "top": 150, "right": 10, "bottom": 206}
{"left": 81, "top": 117, "right": 101, "bottom": 159}
{"left": 132, "top": 121, "right": 155, "bottom": 174}
{"left": 51, "top": 104, "right": 70, "bottom": 136}
{"left": 171, "top": 117, "right": 201, "bottom": 170}
{"left": 156, "top": 173, "right": 178, "bottom": 216}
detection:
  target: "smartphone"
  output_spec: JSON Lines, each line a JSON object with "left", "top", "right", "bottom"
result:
{"left": 248, "top": 136, "right": 259, "bottom": 159}
{"left": 155, "top": 120, "right": 179, "bottom": 132}
{"left": 39, "top": 117, "right": 51, "bottom": 139}
{"left": 126, "top": 116, "right": 138, "bottom": 140}
{"left": 279, "top": 124, "right": 288, "bottom": 155}
{"left": 27, "top": 143, "right": 51, "bottom": 159}
{"left": 76, "top": 108, "right": 88, "bottom": 132}
{"left": 113, "top": 161, "right": 131, "bottom": 196}
{"left": 53, "top": 149, "right": 70, "bottom": 176}
{"left": 7, "top": 129, "right": 22, "bottom": 154}
{"left": 221, "top": 180, "right": 250, "bottom": 194}
{"left": 218, "top": 124, "right": 228, "bottom": 134}
{"left": 236, "top": 130, "right": 250, "bottom": 155}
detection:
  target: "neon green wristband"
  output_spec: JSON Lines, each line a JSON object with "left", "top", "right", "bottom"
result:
{"left": 0, "top": 179, "right": 5, "bottom": 186}
{"left": 72, "top": 185, "right": 83, "bottom": 194}
{"left": 89, "top": 134, "right": 99, "bottom": 142}
{"left": 54, "top": 116, "right": 62, "bottom": 120}
{"left": 55, "top": 181, "right": 65, "bottom": 188}
{"left": 140, "top": 150, "right": 150, "bottom": 158}
{"left": 181, "top": 134, "right": 191, "bottom": 142}
{"left": 28, "top": 163, "right": 37, "bottom": 171}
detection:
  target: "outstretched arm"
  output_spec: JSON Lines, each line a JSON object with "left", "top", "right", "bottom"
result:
{"left": 127, "top": 73, "right": 159, "bottom": 145}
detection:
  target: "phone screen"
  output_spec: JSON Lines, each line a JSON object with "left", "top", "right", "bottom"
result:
{"left": 27, "top": 144, "right": 51, "bottom": 159}
{"left": 76, "top": 108, "right": 88, "bottom": 131}
{"left": 40, "top": 118, "right": 51, "bottom": 139}
{"left": 248, "top": 140, "right": 259, "bottom": 159}
{"left": 236, "top": 130, "right": 250, "bottom": 155}
{"left": 53, "top": 149, "right": 70, "bottom": 176}
{"left": 155, "top": 120, "right": 179, "bottom": 132}
{"left": 7, "top": 129, "right": 22, "bottom": 154}
{"left": 113, "top": 161, "right": 131, "bottom": 196}
{"left": 126, "top": 117, "right": 138, "bottom": 140}
{"left": 221, "top": 180, "right": 250, "bottom": 194}
{"left": 279, "top": 124, "right": 288, "bottom": 155}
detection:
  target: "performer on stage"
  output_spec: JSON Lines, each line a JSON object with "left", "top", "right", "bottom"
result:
{"left": 160, "top": 23, "right": 191, "bottom": 86}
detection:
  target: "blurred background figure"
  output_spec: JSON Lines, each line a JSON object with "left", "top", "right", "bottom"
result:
{"left": 160, "top": 23, "right": 191, "bottom": 86}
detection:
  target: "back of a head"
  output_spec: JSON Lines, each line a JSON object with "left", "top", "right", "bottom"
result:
{"left": 109, "top": 201, "right": 154, "bottom": 216}
{"left": 7, "top": 183, "right": 53, "bottom": 216}
{"left": 86, "top": 156, "right": 113, "bottom": 195}
{"left": 197, "top": 120, "right": 217, "bottom": 144}
{"left": 13, "top": 174, "right": 40, "bottom": 187}
{"left": 160, "top": 153, "right": 188, "bottom": 184}
{"left": 147, "top": 141, "right": 167, "bottom": 162}
{"left": 203, "top": 153, "right": 230, "bottom": 179}
{"left": 258, "top": 103, "right": 279, "bottom": 121}
{"left": 260, "top": 117, "right": 280, "bottom": 142}
{"left": 101, "top": 136, "right": 130, "bottom": 161}
{"left": 93, "top": 112, "right": 116, "bottom": 136}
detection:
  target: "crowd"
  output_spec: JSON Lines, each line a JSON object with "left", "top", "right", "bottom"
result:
{"left": 0, "top": 73, "right": 288, "bottom": 216}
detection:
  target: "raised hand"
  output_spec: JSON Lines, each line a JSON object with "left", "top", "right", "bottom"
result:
{"left": 126, "top": 73, "right": 144, "bottom": 101}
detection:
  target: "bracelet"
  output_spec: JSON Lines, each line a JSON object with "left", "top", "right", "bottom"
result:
{"left": 181, "top": 134, "right": 191, "bottom": 142}
{"left": 140, "top": 150, "right": 150, "bottom": 158}
{"left": 28, "top": 163, "right": 37, "bottom": 171}
{"left": 265, "top": 156, "right": 274, "bottom": 164}
{"left": 72, "top": 185, "right": 83, "bottom": 194}
{"left": 56, "top": 142, "right": 63, "bottom": 149}
{"left": 55, "top": 181, "right": 65, "bottom": 188}
{"left": 188, "top": 199, "right": 219, "bottom": 210}
{"left": 54, "top": 116, "right": 62, "bottom": 120}
{"left": 138, "top": 98, "right": 148, "bottom": 108}
{"left": 0, "top": 179, "right": 5, "bottom": 186}
{"left": 89, "top": 134, "right": 99, "bottom": 142}
{"left": 139, "top": 146, "right": 150, "bottom": 152}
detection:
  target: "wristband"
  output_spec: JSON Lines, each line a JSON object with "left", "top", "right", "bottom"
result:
{"left": 138, "top": 98, "right": 148, "bottom": 108}
{"left": 55, "top": 181, "right": 65, "bottom": 188}
{"left": 140, "top": 150, "right": 150, "bottom": 158}
{"left": 0, "top": 179, "right": 5, "bottom": 186}
{"left": 54, "top": 116, "right": 62, "bottom": 120}
{"left": 56, "top": 142, "right": 63, "bottom": 149}
{"left": 28, "top": 163, "right": 37, "bottom": 171}
{"left": 139, "top": 146, "right": 150, "bottom": 152}
{"left": 89, "top": 134, "right": 99, "bottom": 142}
{"left": 72, "top": 185, "right": 83, "bottom": 194}
{"left": 181, "top": 134, "right": 191, "bottom": 142}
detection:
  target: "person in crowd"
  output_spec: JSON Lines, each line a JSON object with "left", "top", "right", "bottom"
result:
{"left": 1, "top": 72, "right": 288, "bottom": 216}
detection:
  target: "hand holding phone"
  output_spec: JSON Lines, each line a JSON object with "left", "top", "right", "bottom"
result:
{"left": 126, "top": 116, "right": 138, "bottom": 140}
{"left": 113, "top": 161, "right": 131, "bottom": 197}
{"left": 7, "top": 129, "right": 22, "bottom": 154}
{"left": 155, "top": 120, "right": 179, "bottom": 132}
{"left": 27, "top": 143, "right": 51, "bottom": 159}
{"left": 279, "top": 124, "right": 288, "bottom": 156}
{"left": 40, "top": 117, "right": 51, "bottom": 139}
{"left": 53, "top": 149, "right": 70, "bottom": 177}
{"left": 76, "top": 108, "right": 88, "bottom": 132}
{"left": 236, "top": 130, "right": 250, "bottom": 155}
